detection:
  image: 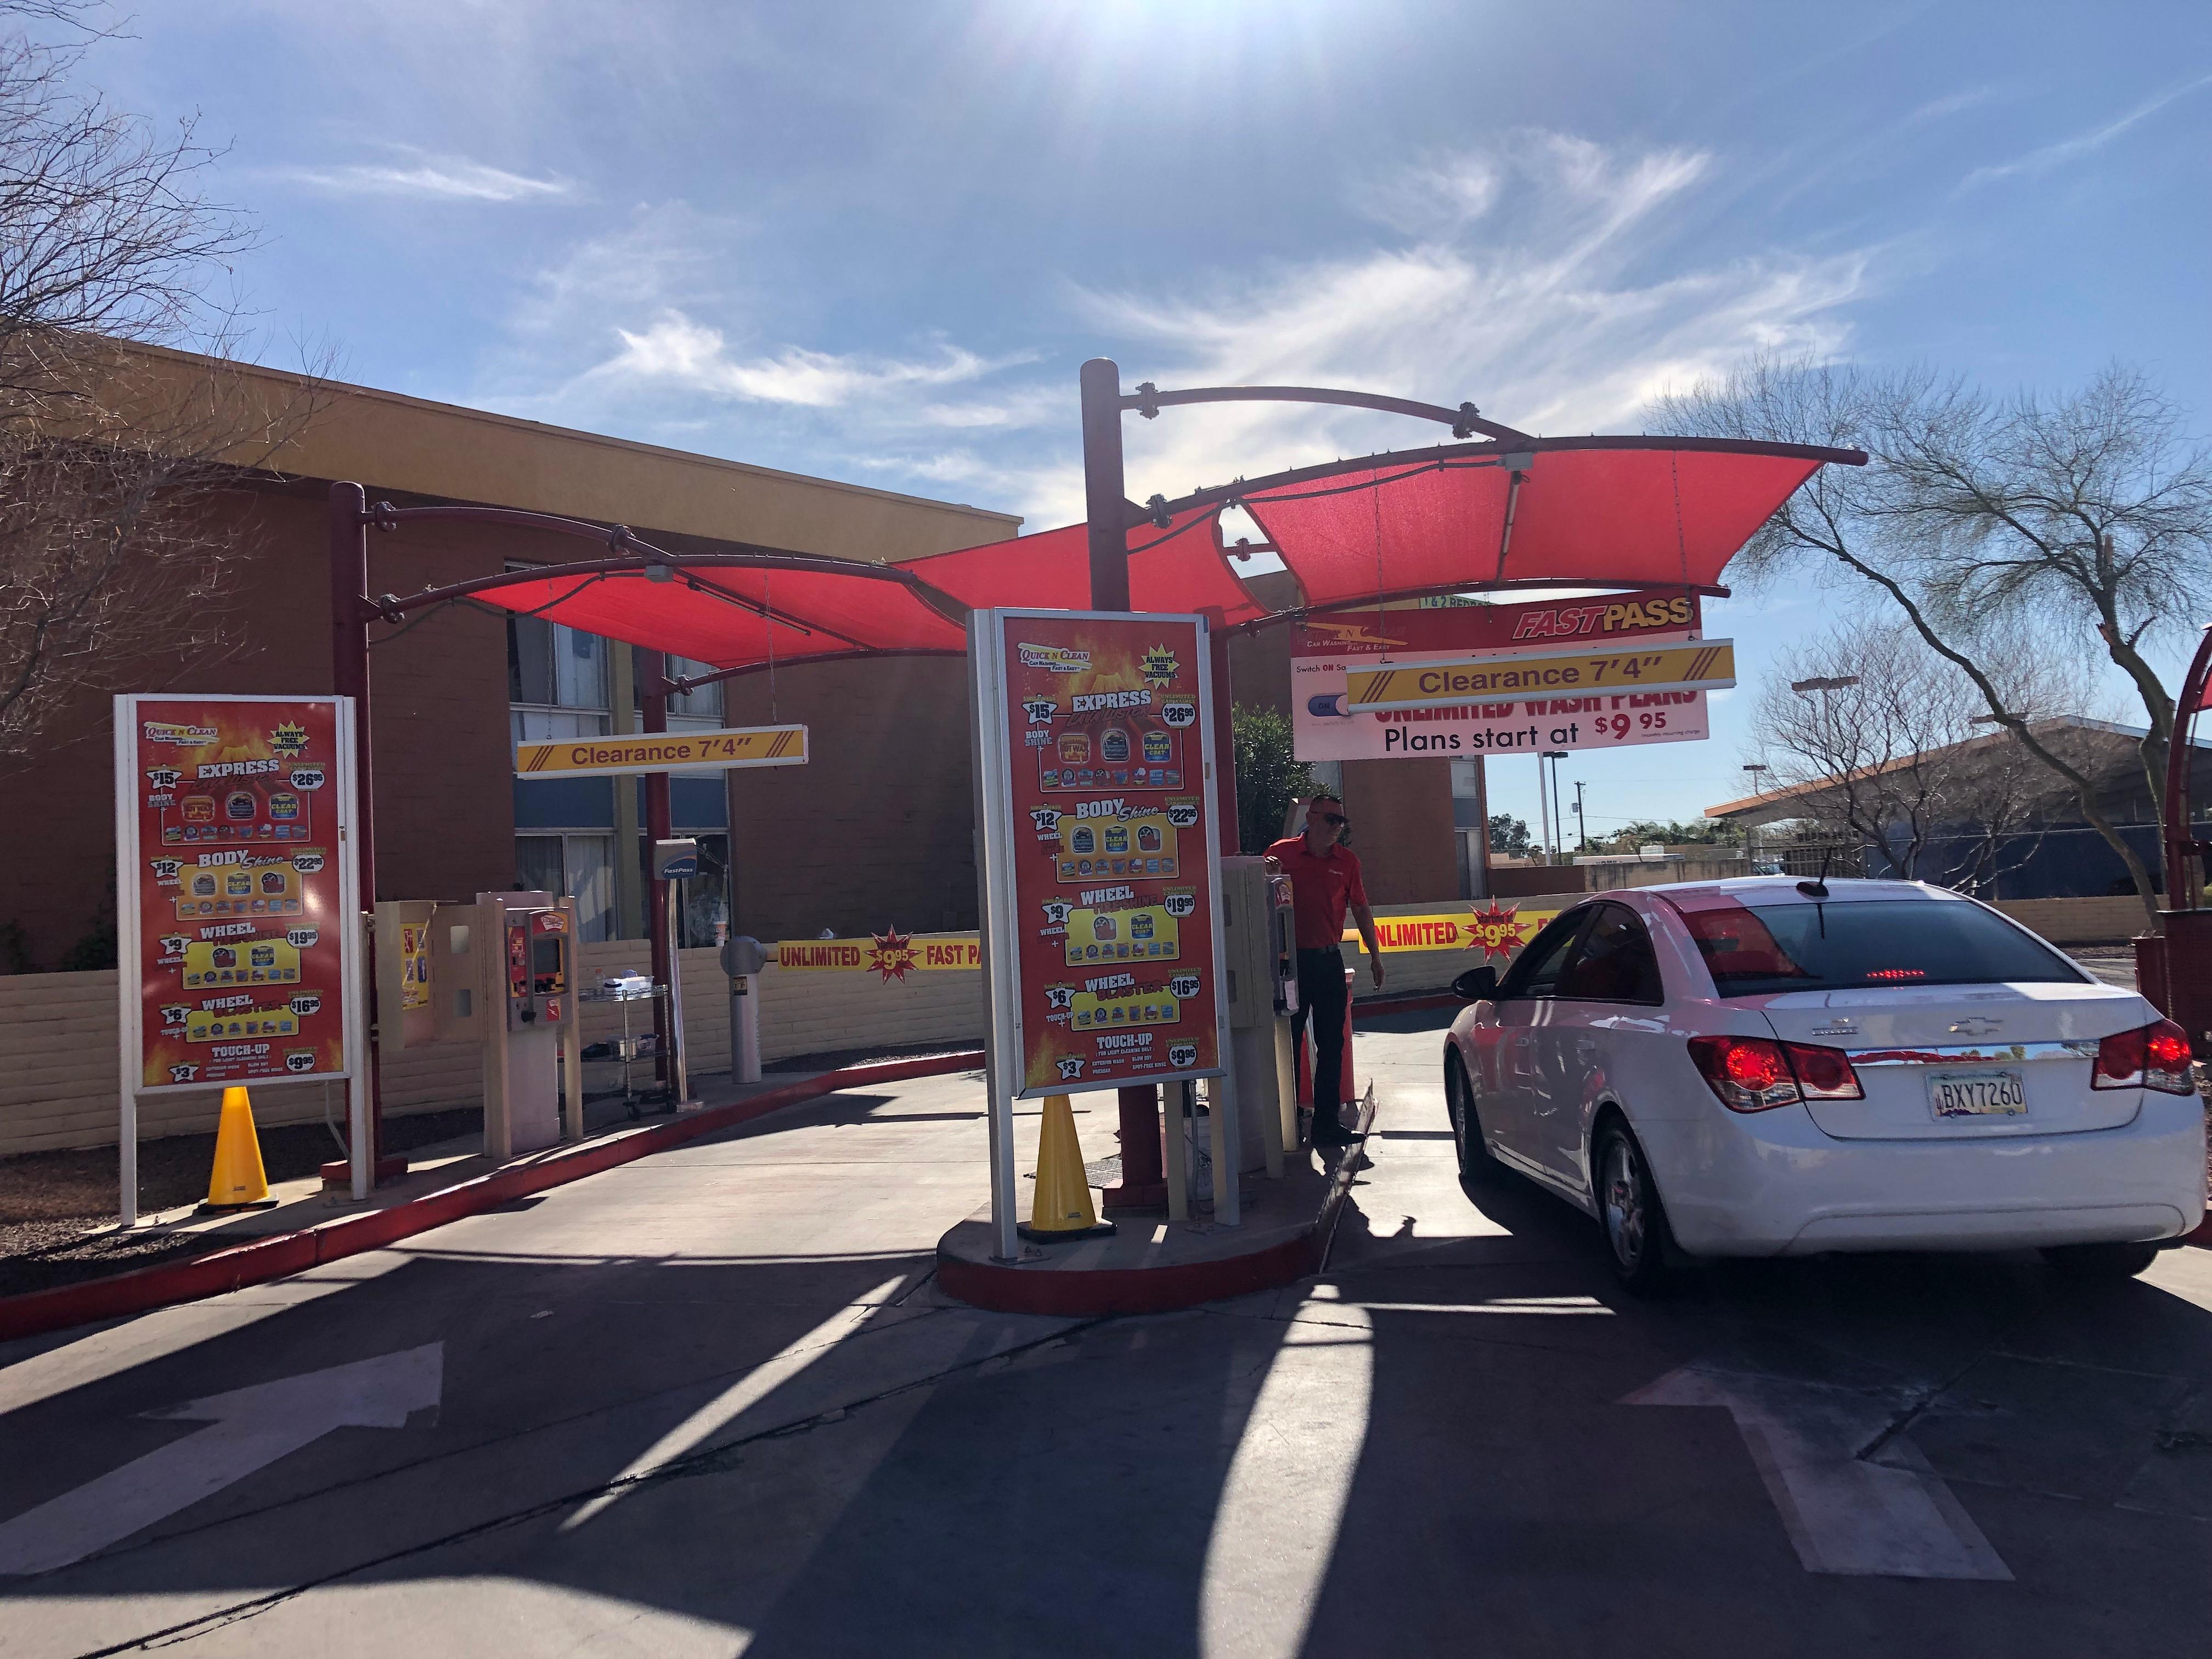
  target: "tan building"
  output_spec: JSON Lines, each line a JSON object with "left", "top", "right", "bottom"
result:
{"left": 2, "top": 347, "right": 1463, "bottom": 971}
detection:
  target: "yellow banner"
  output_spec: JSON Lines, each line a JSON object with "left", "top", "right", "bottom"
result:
{"left": 768, "top": 907, "right": 1567, "bottom": 975}
{"left": 515, "top": 724, "right": 808, "bottom": 778}
{"left": 775, "top": 933, "right": 981, "bottom": 977}
{"left": 1346, "top": 641, "right": 1734, "bottom": 709}
{"left": 1345, "top": 905, "right": 1563, "bottom": 958}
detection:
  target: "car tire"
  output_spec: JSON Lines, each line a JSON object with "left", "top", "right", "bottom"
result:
{"left": 1445, "top": 1052, "right": 1494, "bottom": 1181}
{"left": 2041, "top": 1241, "right": 2161, "bottom": 1280}
{"left": 1594, "top": 1118, "right": 1675, "bottom": 1295}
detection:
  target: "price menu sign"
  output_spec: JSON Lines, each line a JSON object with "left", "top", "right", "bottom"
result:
{"left": 970, "top": 610, "right": 1228, "bottom": 1099}
{"left": 117, "top": 696, "right": 359, "bottom": 1092}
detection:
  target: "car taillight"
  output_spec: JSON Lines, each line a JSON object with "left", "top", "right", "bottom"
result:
{"left": 1781, "top": 1040, "right": 1864, "bottom": 1101}
{"left": 2094, "top": 1019, "right": 2196, "bottom": 1095}
{"left": 1688, "top": 1035, "right": 1799, "bottom": 1112}
{"left": 1689, "top": 1035, "right": 1864, "bottom": 1111}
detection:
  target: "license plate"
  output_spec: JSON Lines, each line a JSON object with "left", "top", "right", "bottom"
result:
{"left": 1928, "top": 1069, "right": 2028, "bottom": 1119}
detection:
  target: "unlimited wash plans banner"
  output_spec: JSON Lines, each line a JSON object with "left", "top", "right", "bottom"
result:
{"left": 986, "top": 612, "right": 1223, "bottom": 1097}
{"left": 1291, "top": 590, "right": 1711, "bottom": 761}
{"left": 129, "top": 699, "right": 348, "bottom": 1090}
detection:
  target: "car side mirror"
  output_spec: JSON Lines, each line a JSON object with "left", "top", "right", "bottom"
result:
{"left": 1452, "top": 964, "right": 1499, "bottom": 1002}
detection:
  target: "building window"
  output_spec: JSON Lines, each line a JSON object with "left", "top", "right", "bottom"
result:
{"left": 509, "top": 612, "right": 611, "bottom": 742}
{"left": 515, "top": 832, "right": 617, "bottom": 942}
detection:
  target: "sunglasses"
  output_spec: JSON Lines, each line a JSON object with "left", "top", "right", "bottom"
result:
{"left": 1314, "top": 811, "right": 1348, "bottom": 827}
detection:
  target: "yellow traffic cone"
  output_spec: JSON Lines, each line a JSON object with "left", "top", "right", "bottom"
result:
{"left": 200, "top": 1086, "right": 278, "bottom": 1211}
{"left": 1019, "top": 1094, "right": 1115, "bottom": 1243}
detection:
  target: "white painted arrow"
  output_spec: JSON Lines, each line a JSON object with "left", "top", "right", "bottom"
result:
{"left": 1622, "top": 1364, "right": 2010, "bottom": 1581}
{"left": 0, "top": 1342, "right": 442, "bottom": 1577}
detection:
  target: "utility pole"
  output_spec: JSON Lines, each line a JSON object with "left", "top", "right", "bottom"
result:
{"left": 1573, "top": 780, "right": 1588, "bottom": 852}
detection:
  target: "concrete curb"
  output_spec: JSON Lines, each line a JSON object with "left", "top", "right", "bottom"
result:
{"left": 934, "top": 1088, "right": 1376, "bottom": 1317}
{"left": 0, "top": 1051, "right": 985, "bottom": 1346}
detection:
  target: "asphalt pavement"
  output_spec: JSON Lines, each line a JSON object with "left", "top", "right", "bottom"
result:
{"left": 2, "top": 1017, "right": 2208, "bottom": 1658}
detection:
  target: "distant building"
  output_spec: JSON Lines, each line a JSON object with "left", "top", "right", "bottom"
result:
{"left": 1702, "top": 718, "right": 2212, "bottom": 899}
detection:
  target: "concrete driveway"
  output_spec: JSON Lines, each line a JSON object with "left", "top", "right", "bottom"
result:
{"left": 2, "top": 1019, "right": 2207, "bottom": 1658}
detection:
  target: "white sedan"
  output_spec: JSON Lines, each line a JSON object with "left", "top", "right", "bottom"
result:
{"left": 1443, "top": 877, "right": 2206, "bottom": 1290}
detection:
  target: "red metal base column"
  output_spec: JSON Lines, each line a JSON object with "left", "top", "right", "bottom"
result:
{"left": 2161, "top": 910, "right": 2212, "bottom": 1057}
{"left": 1101, "top": 1085, "right": 1167, "bottom": 1211}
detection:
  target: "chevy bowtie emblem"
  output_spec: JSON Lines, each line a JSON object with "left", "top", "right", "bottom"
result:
{"left": 1949, "top": 1017, "right": 2002, "bottom": 1036}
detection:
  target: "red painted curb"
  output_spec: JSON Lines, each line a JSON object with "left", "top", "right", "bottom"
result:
{"left": 934, "top": 1092, "right": 1374, "bottom": 1318}
{"left": 0, "top": 1051, "right": 984, "bottom": 1346}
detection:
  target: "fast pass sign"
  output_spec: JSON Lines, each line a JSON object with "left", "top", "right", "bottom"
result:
{"left": 970, "top": 610, "right": 1228, "bottom": 1099}
{"left": 1291, "top": 589, "right": 1716, "bottom": 761}
{"left": 117, "top": 696, "right": 359, "bottom": 1092}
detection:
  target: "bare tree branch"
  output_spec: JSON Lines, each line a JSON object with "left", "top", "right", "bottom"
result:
{"left": 1653, "top": 355, "right": 2206, "bottom": 924}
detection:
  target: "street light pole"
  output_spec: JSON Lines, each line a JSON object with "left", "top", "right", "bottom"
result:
{"left": 1543, "top": 750, "right": 1568, "bottom": 861}
{"left": 1742, "top": 763, "right": 1770, "bottom": 870}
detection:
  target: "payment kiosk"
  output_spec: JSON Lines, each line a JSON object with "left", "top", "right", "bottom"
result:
{"left": 1218, "top": 855, "right": 1301, "bottom": 1177}
{"left": 377, "top": 891, "right": 583, "bottom": 1160}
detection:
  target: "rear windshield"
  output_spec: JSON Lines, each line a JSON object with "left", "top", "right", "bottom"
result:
{"left": 1676, "top": 898, "right": 2085, "bottom": 997}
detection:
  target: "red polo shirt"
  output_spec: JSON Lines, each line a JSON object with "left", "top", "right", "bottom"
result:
{"left": 1266, "top": 835, "right": 1370, "bottom": 951}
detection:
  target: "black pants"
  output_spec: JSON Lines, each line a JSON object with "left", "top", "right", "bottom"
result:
{"left": 1294, "top": 947, "right": 1350, "bottom": 1130}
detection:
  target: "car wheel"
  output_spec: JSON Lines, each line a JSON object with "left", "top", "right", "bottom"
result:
{"left": 1445, "top": 1052, "right": 1493, "bottom": 1181}
{"left": 1594, "top": 1119, "right": 1675, "bottom": 1294}
{"left": 2041, "top": 1241, "right": 2161, "bottom": 1280}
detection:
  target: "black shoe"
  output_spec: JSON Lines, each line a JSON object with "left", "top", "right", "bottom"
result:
{"left": 1312, "top": 1130, "right": 1357, "bottom": 1149}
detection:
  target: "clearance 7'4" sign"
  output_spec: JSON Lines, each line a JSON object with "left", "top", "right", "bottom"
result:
{"left": 1293, "top": 588, "right": 1724, "bottom": 761}
{"left": 515, "top": 724, "right": 808, "bottom": 778}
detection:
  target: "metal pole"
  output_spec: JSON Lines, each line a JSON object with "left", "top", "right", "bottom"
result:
{"left": 1469, "top": 755, "right": 1491, "bottom": 900}
{"left": 112, "top": 698, "right": 137, "bottom": 1228}
{"left": 641, "top": 650, "right": 674, "bottom": 1092}
{"left": 1081, "top": 358, "right": 1132, "bottom": 611}
{"left": 1575, "top": 781, "right": 1588, "bottom": 853}
{"left": 663, "top": 875, "right": 692, "bottom": 1107}
{"left": 1536, "top": 753, "right": 1552, "bottom": 863}
{"left": 328, "top": 483, "right": 387, "bottom": 1181}
{"left": 1081, "top": 357, "right": 1168, "bottom": 1212}
{"left": 1207, "top": 617, "right": 1238, "bottom": 850}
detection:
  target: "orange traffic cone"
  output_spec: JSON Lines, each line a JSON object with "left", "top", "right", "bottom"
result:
{"left": 200, "top": 1086, "right": 278, "bottom": 1212}
{"left": 1018, "top": 1094, "right": 1115, "bottom": 1243}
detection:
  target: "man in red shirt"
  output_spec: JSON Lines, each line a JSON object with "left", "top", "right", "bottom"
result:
{"left": 1266, "top": 792, "right": 1383, "bottom": 1148}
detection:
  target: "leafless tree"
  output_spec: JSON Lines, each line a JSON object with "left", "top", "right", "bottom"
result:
{"left": 0, "top": 2, "right": 324, "bottom": 768}
{"left": 1654, "top": 357, "right": 2212, "bottom": 923}
{"left": 1750, "top": 620, "right": 2095, "bottom": 894}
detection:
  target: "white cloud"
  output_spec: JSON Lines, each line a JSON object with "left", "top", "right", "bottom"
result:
{"left": 267, "top": 151, "right": 573, "bottom": 202}
{"left": 1956, "top": 72, "right": 2212, "bottom": 192}
{"left": 1048, "top": 132, "right": 1867, "bottom": 521}
{"left": 592, "top": 315, "right": 1017, "bottom": 408}
{"left": 472, "top": 132, "right": 1874, "bottom": 529}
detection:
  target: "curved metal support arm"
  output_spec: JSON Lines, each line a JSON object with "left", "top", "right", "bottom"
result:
{"left": 2164, "top": 623, "right": 2212, "bottom": 912}
{"left": 352, "top": 501, "right": 971, "bottom": 629}
{"left": 1124, "top": 382, "right": 1535, "bottom": 446}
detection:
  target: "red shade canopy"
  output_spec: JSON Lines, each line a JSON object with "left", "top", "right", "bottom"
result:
{"left": 450, "top": 435, "right": 1854, "bottom": 678}
{"left": 1238, "top": 438, "right": 1829, "bottom": 612}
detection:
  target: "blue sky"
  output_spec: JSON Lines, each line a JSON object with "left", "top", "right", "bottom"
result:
{"left": 65, "top": 0, "right": 2212, "bottom": 840}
